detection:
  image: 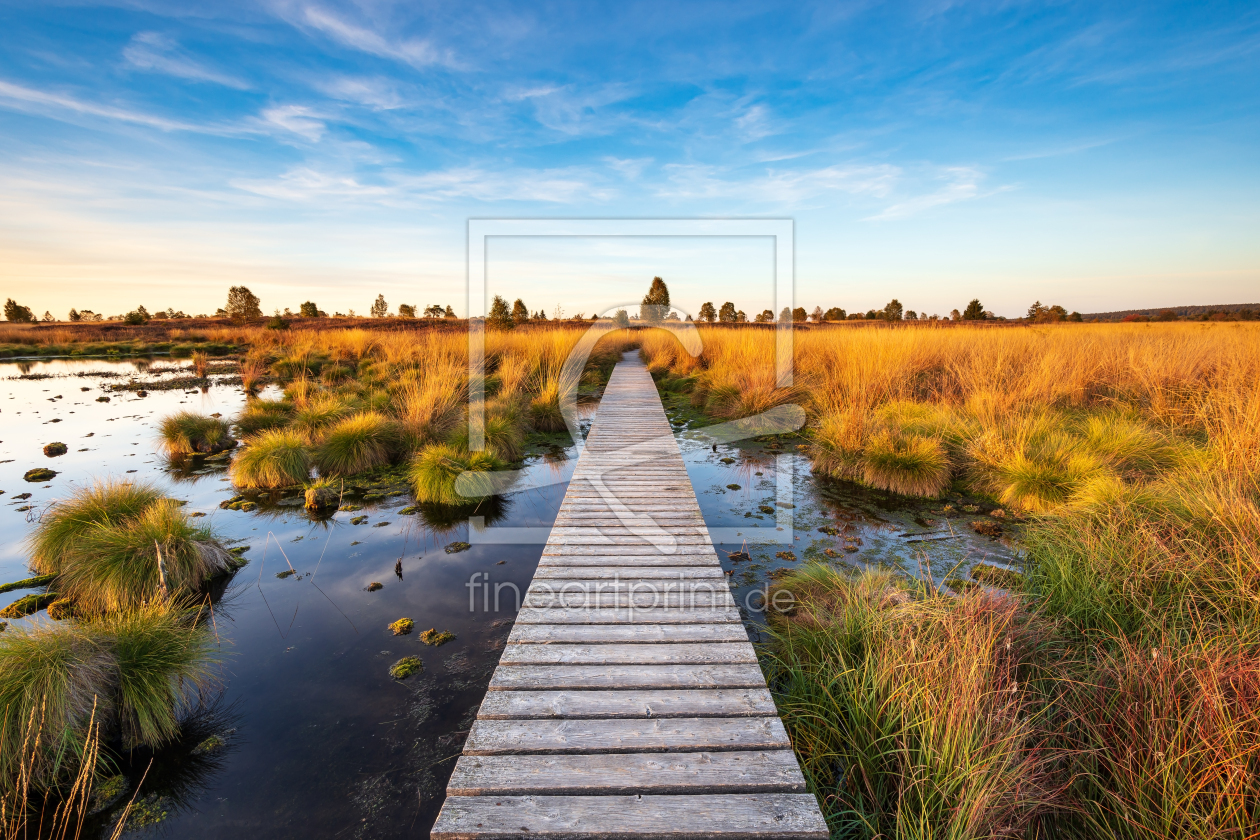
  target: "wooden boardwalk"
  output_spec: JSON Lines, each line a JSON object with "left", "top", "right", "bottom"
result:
{"left": 431, "top": 358, "right": 827, "bottom": 839}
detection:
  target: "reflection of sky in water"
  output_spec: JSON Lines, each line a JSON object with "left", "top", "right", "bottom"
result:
{"left": 0, "top": 358, "right": 588, "bottom": 839}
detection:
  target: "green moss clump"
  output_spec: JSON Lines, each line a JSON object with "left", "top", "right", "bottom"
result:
{"left": 275, "top": 569, "right": 296, "bottom": 579}
{"left": 0, "top": 573, "right": 56, "bottom": 595}
{"left": 91, "top": 774, "right": 126, "bottom": 811}
{"left": 775, "top": 551, "right": 797, "bottom": 561}
{"left": 388, "top": 618, "right": 414, "bottom": 636}
{"left": 43, "top": 442, "right": 68, "bottom": 457}
{"left": 365, "top": 582, "right": 382, "bottom": 592}
{"left": 124, "top": 794, "right": 170, "bottom": 828}
{"left": 192, "top": 734, "right": 225, "bottom": 754}
{"left": 24, "top": 468, "right": 57, "bottom": 482}
{"left": 350, "top": 515, "right": 368, "bottom": 525}
{"left": 389, "top": 656, "right": 422, "bottom": 679}
{"left": 445, "top": 541, "right": 470, "bottom": 554}
{"left": 0, "top": 592, "right": 57, "bottom": 619}
{"left": 418, "top": 628, "right": 455, "bottom": 646}
{"left": 970, "top": 563, "right": 1022, "bottom": 590}
{"left": 726, "top": 483, "right": 741, "bottom": 490}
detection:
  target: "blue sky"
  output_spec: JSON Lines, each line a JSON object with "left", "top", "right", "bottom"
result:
{"left": 1, "top": 0, "right": 1258, "bottom": 319}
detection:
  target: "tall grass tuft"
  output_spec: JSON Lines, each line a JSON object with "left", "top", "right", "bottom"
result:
{"left": 0, "top": 606, "right": 217, "bottom": 794}
{"left": 860, "top": 430, "right": 951, "bottom": 497}
{"left": 158, "top": 411, "right": 235, "bottom": 456}
{"left": 763, "top": 564, "right": 1061, "bottom": 837}
{"left": 447, "top": 413, "right": 525, "bottom": 462}
{"left": 228, "top": 428, "right": 311, "bottom": 489}
{"left": 1067, "top": 635, "right": 1260, "bottom": 838}
{"left": 191, "top": 349, "right": 209, "bottom": 378}
{"left": 288, "top": 395, "right": 352, "bottom": 442}
{"left": 28, "top": 479, "right": 162, "bottom": 576}
{"left": 233, "top": 399, "right": 292, "bottom": 437}
{"left": 52, "top": 500, "right": 232, "bottom": 613}
{"left": 313, "top": 411, "right": 399, "bottom": 475}
{"left": 529, "top": 380, "right": 566, "bottom": 432}
{"left": 408, "top": 444, "right": 506, "bottom": 505}
{"left": 96, "top": 604, "right": 217, "bottom": 748}
{"left": 0, "top": 622, "right": 110, "bottom": 793}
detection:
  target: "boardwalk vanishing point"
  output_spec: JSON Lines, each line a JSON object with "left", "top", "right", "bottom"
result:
{"left": 431, "top": 357, "right": 828, "bottom": 839}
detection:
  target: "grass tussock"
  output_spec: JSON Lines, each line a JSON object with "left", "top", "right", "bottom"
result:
{"left": 0, "top": 604, "right": 216, "bottom": 793}
{"left": 764, "top": 566, "right": 1060, "bottom": 837}
{"left": 28, "top": 479, "right": 163, "bottom": 577}
{"left": 313, "top": 411, "right": 399, "bottom": 475}
{"left": 408, "top": 444, "right": 506, "bottom": 505}
{"left": 233, "top": 399, "right": 292, "bottom": 437}
{"left": 26, "top": 480, "right": 232, "bottom": 614}
{"left": 158, "top": 411, "right": 235, "bottom": 456}
{"left": 228, "top": 428, "right": 311, "bottom": 489}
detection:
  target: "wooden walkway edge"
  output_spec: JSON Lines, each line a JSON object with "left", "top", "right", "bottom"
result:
{"left": 431, "top": 357, "right": 828, "bottom": 839}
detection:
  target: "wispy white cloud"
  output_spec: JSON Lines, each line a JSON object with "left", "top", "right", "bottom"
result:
{"left": 122, "top": 31, "right": 249, "bottom": 89}
{"left": 1001, "top": 137, "right": 1118, "bottom": 161}
{"left": 658, "top": 162, "right": 899, "bottom": 204}
{"left": 259, "top": 104, "right": 327, "bottom": 141}
{"left": 734, "top": 103, "right": 779, "bottom": 141}
{"left": 866, "top": 166, "right": 994, "bottom": 220}
{"left": 603, "top": 157, "right": 653, "bottom": 180}
{"left": 315, "top": 76, "right": 404, "bottom": 110}
{"left": 0, "top": 78, "right": 203, "bottom": 132}
{"left": 233, "top": 164, "right": 613, "bottom": 204}
{"left": 231, "top": 166, "right": 391, "bottom": 201}
{"left": 294, "top": 5, "right": 462, "bottom": 70}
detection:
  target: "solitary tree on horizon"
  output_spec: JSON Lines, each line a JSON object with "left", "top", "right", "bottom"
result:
{"left": 719, "top": 302, "right": 737, "bottom": 323}
{"left": 640, "top": 277, "right": 671, "bottom": 322}
{"left": 225, "top": 286, "right": 261, "bottom": 321}
{"left": 698, "top": 302, "right": 717, "bottom": 323}
{"left": 488, "top": 295, "right": 513, "bottom": 330}
{"left": 370, "top": 294, "right": 389, "bottom": 318}
{"left": 511, "top": 298, "right": 529, "bottom": 325}
{"left": 962, "top": 299, "right": 986, "bottom": 320}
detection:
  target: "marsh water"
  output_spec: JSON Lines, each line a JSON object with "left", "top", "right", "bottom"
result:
{"left": 0, "top": 355, "right": 1020, "bottom": 838}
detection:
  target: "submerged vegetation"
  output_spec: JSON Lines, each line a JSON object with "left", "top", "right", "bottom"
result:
{"left": 640, "top": 322, "right": 1260, "bottom": 837}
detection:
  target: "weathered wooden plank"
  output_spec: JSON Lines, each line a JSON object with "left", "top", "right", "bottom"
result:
{"left": 507, "top": 624, "right": 750, "bottom": 645}
{"left": 532, "top": 567, "right": 724, "bottom": 580}
{"left": 542, "top": 545, "right": 717, "bottom": 556}
{"left": 526, "top": 580, "right": 729, "bottom": 594}
{"left": 523, "top": 596, "right": 734, "bottom": 613}
{"left": 487, "top": 663, "right": 766, "bottom": 690}
{"left": 430, "top": 793, "right": 830, "bottom": 839}
{"left": 464, "top": 716, "right": 789, "bottom": 755}
{"left": 498, "top": 642, "right": 755, "bottom": 665}
{"left": 476, "top": 688, "right": 777, "bottom": 720}
{"left": 537, "top": 554, "right": 721, "bottom": 566}
{"left": 515, "top": 606, "right": 740, "bottom": 624}
{"left": 446, "top": 751, "right": 807, "bottom": 796}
